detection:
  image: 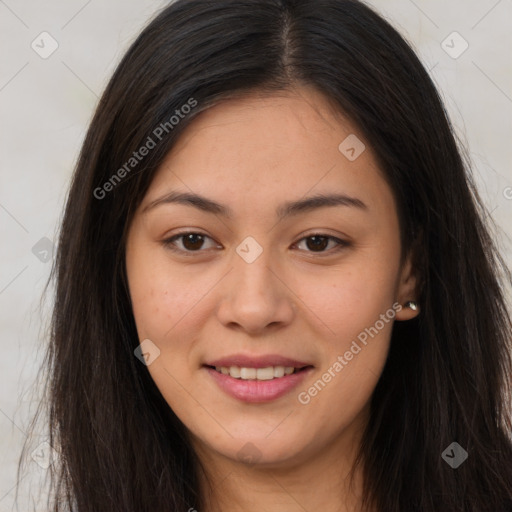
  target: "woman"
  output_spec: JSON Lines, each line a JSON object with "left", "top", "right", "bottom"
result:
{"left": 17, "top": 0, "right": 512, "bottom": 511}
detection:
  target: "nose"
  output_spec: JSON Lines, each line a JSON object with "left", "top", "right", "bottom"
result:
{"left": 215, "top": 249, "right": 296, "bottom": 334}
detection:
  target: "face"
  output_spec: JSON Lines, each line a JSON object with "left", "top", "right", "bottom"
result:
{"left": 125, "top": 85, "right": 418, "bottom": 469}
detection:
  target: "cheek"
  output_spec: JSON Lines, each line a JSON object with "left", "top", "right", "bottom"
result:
{"left": 290, "top": 254, "right": 398, "bottom": 340}
{"left": 126, "top": 245, "right": 208, "bottom": 342}
{"left": 126, "top": 249, "right": 207, "bottom": 412}
{"left": 289, "top": 255, "right": 397, "bottom": 404}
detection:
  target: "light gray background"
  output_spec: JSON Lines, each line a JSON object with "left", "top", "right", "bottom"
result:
{"left": 1, "top": 0, "right": 511, "bottom": 510}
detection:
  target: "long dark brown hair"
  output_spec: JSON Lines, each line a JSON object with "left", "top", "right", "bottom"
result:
{"left": 16, "top": 0, "right": 512, "bottom": 510}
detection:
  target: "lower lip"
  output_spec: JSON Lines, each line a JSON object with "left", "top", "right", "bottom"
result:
{"left": 204, "top": 366, "right": 313, "bottom": 403}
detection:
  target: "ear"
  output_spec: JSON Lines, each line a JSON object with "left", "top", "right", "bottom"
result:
{"left": 394, "top": 248, "right": 420, "bottom": 322}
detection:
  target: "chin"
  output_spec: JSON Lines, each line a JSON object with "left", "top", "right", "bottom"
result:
{"left": 206, "top": 434, "right": 309, "bottom": 468}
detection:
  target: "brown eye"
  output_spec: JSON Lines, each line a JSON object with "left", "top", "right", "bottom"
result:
{"left": 295, "top": 234, "right": 348, "bottom": 254}
{"left": 304, "top": 235, "right": 330, "bottom": 252}
{"left": 162, "top": 232, "right": 348, "bottom": 256}
{"left": 180, "top": 233, "right": 206, "bottom": 251}
{"left": 162, "top": 232, "right": 218, "bottom": 253}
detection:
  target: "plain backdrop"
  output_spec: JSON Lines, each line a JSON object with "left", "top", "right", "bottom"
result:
{"left": 1, "top": 0, "right": 511, "bottom": 510}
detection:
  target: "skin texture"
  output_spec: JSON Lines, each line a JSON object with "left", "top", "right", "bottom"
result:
{"left": 125, "top": 85, "right": 419, "bottom": 512}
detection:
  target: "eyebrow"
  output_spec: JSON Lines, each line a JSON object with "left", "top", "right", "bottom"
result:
{"left": 143, "top": 190, "right": 368, "bottom": 219}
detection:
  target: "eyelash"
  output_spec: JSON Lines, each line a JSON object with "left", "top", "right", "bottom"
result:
{"left": 161, "top": 231, "right": 349, "bottom": 257}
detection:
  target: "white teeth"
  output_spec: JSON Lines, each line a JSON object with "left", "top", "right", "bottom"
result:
{"left": 240, "top": 367, "right": 257, "bottom": 379}
{"left": 213, "top": 365, "right": 303, "bottom": 380}
{"left": 256, "top": 367, "right": 274, "bottom": 380}
{"left": 273, "top": 366, "right": 285, "bottom": 378}
{"left": 229, "top": 366, "right": 241, "bottom": 378}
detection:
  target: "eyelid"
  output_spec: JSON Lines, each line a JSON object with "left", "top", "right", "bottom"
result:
{"left": 161, "top": 229, "right": 350, "bottom": 256}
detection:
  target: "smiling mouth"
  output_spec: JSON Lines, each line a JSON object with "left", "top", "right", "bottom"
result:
{"left": 204, "top": 364, "right": 313, "bottom": 380}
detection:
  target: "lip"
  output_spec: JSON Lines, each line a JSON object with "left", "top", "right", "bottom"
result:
{"left": 205, "top": 354, "right": 312, "bottom": 369}
{"left": 204, "top": 366, "right": 314, "bottom": 403}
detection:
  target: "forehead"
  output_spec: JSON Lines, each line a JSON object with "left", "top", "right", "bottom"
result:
{"left": 142, "top": 86, "right": 395, "bottom": 221}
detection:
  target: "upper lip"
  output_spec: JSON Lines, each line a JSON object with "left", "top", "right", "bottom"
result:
{"left": 205, "top": 354, "right": 313, "bottom": 369}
